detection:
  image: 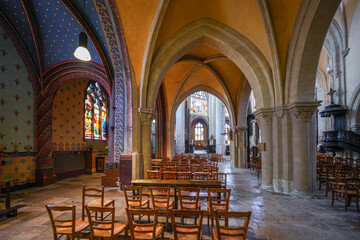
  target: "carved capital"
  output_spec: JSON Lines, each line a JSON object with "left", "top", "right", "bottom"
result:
{"left": 288, "top": 102, "right": 320, "bottom": 121}
{"left": 235, "top": 126, "right": 247, "bottom": 135}
{"left": 254, "top": 108, "right": 273, "bottom": 126}
{"left": 138, "top": 107, "right": 156, "bottom": 125}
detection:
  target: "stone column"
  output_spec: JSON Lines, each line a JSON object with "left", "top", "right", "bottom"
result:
{"left": 175, "top": 102, "right": 185, "bottom": 154}
{"left": 254, "top": 109, "right": 273, "bottom": 190}
{"left": 138, "top": 108, "right": 156, "bottom": 179}
{"left": 208, "top": 95, "right": 216, "bottom": 140}
{"left": 289, "top": 102, "right": 320, "bottom": 194}
{"left": 236, "top": 126, "right": 247, "bottom": 168}
{"left": 215, "top": 98, "right": 225, "bottom": 154}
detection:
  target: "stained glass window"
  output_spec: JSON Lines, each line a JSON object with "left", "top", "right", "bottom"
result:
{"left": 84, "top": 82, "right": 108, "bottom": 141}
{"left": 225, "top": 123, "right": 230, "bottom": 145}
{"left": 195, "top": 122, "right": 204, "bottom": 141}
{"left": 191, "top": 91, "right": 208, "bottom": 115}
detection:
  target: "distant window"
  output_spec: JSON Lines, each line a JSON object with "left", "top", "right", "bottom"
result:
{"left": 191, "top": 91, "right": 208, "bottom": 115}
{"left": 84, "top": 82, "right": 108, "bottom": 141}
{"left": 195, "top": 122, "right": 204, "bottom": 141}
{"left": 225, "top": 123, "right": 230, "bottom": 145}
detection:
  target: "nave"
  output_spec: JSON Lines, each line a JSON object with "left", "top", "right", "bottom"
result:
{"left": 1, "top": 160, "right": 359, "bottom": 240}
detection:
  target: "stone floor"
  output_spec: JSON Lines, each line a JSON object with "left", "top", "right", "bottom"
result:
{"left": 0, "top": 161, "right": 360, "bottom": 240}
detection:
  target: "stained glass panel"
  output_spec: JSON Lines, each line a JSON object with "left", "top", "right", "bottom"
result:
{"left": 195, "top": 122, "right": 204, "bottom": 140}
{"left": 84, "top": 82, "right": 109, "bottom": 141}
{"left": 101, "top": 102, "right": 107, "bottom": 139}
{"left": 94, "top": 102, "right": 100, "bottom": 140}
{"left": 191, "top": 91, "right": 208, "bottom": 115}
{"left": 84, "top": 94, "right": 93, "bottom": 139}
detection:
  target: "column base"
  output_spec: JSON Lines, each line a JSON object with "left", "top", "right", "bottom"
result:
{"left": 36, "top": 167, "right": 57, "bottom": 187}
{"left": 260, "top": 184, "right": 274, "bottom": 192}
{"left": 273, "top": 179, "right": 294, "bottom": 194}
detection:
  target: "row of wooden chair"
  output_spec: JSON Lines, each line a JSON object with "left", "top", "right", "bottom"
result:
{"left": 316, "top": 155, "right": 360, "bottom": 211}
{"left": 46, "top": 204, "right": 127, "bottom": 240}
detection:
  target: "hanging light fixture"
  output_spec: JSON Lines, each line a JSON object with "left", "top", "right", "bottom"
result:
{"left": 74, "top": 0, "right": 91, "bottom": 61}
{"left": 74, "top": 31, "right": 91, "bottom": 61}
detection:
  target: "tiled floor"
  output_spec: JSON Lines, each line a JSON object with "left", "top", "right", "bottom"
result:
{"left": 1, "top": 161, "right": 359, "bottom": 240}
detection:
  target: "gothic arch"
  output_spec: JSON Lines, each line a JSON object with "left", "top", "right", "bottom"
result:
{"left": 168, "top": 85, "right": 234, "bottom": 157}
{"left": 141, "top": 17, "right": 274, "bottom": 112}
{"left": 286, "top": 0, "right": 341, "bottom": 103}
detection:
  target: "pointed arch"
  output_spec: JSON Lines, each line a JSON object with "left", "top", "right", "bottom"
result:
{"left": 141, "top": 17, "right": 274, "bottom": 112}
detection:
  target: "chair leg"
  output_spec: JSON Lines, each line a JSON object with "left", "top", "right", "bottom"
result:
{"left": 331, "top": 191, "right": 335, "bottom": 207}
{"left": 345, "top": 195, "right": 348, "bottom": 211}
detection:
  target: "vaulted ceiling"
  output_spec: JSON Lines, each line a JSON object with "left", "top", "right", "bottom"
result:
{"left": 115, "top": 0, "right": 302, "bottom": 123}
{"left": 0, "top": 0, "right": 113, "bottom": 93}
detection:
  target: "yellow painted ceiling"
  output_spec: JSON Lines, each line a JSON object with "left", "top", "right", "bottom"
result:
{"left": 115, "top": 0, "right": 307, "bottom": 119}
{"left": 115, "top": 0, "right": 159, "bottom": 85}
{"left": 155, "top": 0, "right": 271, "bottom": 66}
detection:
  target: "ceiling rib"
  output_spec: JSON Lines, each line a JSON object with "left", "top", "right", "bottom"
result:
{"left": 21, "top": 0, "right": 44, "bottom": 91}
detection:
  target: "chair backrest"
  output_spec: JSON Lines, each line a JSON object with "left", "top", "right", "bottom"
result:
{"left": 207, "top": 188, "right": 231, "bottom": 226}
{"left": 345, "top": 178, "right": 360, "bottom": 192}
{"left": 163, "top": 171, "right": 177, "bottom": 180}
{"left": 86, "top": 205, "right": 115, "bottom": 239}
{"left": 177, "top": 171, "right": 192, "bottom": 180}
{"left": 126, "top": 208, "right": 160, "bottom": 240}
{"left": 82, "top": 185, "right": 104, "bottom": 220}
{"left": 171, "top": 209, "right": 204, "bottom": 240}
{"left": 150, "top": 187, "right": 171, "bottom": 209}
{"left": 147, "top": 170, "right": 162, "bottom": 180}
{"left": 214, "top": 211, "right": 252, "bottom": 240}
{"left": 178, "top": 187, "right": 200, "bottom": 210}
{"left": 123, "top": 185, "right": 145, "bottom": 209}
{"left": 194, "top": 172, "right": 210, "bottom": 180}
{"left": 214, "top": 173, "right": 227, "bottom": 189}
{"left": 45, "top": 205, "right": 76, "bottom": 240}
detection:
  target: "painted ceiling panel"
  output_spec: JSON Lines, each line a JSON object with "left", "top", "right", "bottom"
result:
{"left": 29, "top": 0, "right": 102, "bottom": 70}
{"left": 0, "top": 0, "right": 39, "bottom": 71}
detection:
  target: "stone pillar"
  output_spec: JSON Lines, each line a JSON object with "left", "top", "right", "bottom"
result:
{"left": 208, "top": 95, "right": 216, "bottom": 140}
{"left": 215, "top": 98, "right": 225, "bottom": 154}
{"left": 254, "top": 109, "right": 273, "bottom": 190}
{"left": 138, "top": 108, "right": 156, "bottom": 179}
{"left": 236, "top": 126, "right": 247, "bottom": 168}
{"left": 289, "top": 102, "right": 320, "bottom": 194}
{"left": 175, "top": 102, "right": 185, "bottom": 154}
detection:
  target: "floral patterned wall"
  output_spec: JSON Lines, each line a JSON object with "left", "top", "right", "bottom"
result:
{"left": 0, "top": 26, "right": 35, "bottom": 153}
{"left": 52, "top": 78, "right": 89, "bottom": 151}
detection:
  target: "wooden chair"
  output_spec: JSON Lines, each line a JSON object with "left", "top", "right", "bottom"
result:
{"left": 163, "top": 171, "right": 177, "bottom": 180}
{"left": 170, "top": 209, "right": 204, "bottom": 240}
{"left": 150, "top": 186, "right": 174, "bottom": 230}
{"left": 178, "top": 187, "right": 201, "bottom": 212}
{"left": 82, "top": 185, "right": 114, "bottom": 221}
{"left": 126, "top": 208, "right": 164, "bottom": 240}
{"left": 86, "top": 205, "right": 127, "bottom": 240}
{"left": 214, "top": 173, "right": 227, "bottom": 189}
{"left": 331, "top": 178, "right": 360, "bottom": 211}
{"left": 177, "top": 171, "right": 193, "bottom": 180}
{"left": 207, "top": 188, "right": 231, "bottom": 227}
{"left": 194, "top": 172, "right": 210, "bottom": 180}
{"left": 213, "top": 211, "right": 252, "bottom": 240}
{"left": 123, "top": 185, "right": 150, "bottom": 210}
{"left": 147, "top": 170, "right": 162, "bottom": 180}
{"left": 45, "top": 205, "right": 89, "bottom": 240}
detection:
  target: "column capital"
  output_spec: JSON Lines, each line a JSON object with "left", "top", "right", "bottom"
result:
{"left": 287, "top": 102, "right": 321, "bottom": 121}
{"left": 138, "top": 107, "right": 156, "bottom": 125}
{"left": 254, "top": 108, "right": 273, "bottom": 126}
{"left": 234, "top": 126, "right": 247, "bottom": 134}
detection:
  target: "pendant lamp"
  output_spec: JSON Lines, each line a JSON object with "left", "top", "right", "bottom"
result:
{"left": 74, "top": 31, "right": 91, "bottom": 61}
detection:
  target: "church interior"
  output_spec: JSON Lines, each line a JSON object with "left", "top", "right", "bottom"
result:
{"left": 0, "top": 0, "right": 360, "bottom": 239}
